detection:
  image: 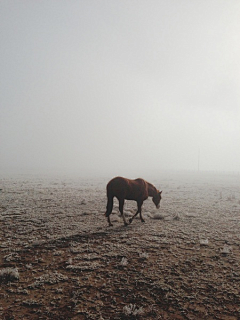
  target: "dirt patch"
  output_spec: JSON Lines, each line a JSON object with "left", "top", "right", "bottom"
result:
{"left": 0, "top": 173, "right": 240, "bottom": 319}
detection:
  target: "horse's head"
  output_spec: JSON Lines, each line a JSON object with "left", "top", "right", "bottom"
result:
{"left": 152, "top": 190, "right": 162, "bottom": 209}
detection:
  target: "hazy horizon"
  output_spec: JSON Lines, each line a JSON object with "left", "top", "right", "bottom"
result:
{"left": 1, "top": 1, "right": 240, "bottom": 178}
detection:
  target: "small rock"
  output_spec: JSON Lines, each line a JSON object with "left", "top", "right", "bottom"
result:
{"left": 221, "top": 245, "right": 232, "bottom": 255}
{"left": 200, "top": 239, "right": 209, "bottom": 246}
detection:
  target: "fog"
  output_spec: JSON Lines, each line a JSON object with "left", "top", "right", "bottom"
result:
{"left": 1, "top": 1, "right": 240, "bottom": 178}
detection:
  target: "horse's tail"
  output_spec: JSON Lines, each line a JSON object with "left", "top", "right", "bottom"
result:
{"left": 105, "top": 195, "right": 113, "bottom": 217}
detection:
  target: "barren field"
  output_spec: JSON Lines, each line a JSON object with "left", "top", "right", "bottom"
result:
{"left": 0, "top": 172, "right": 240, "bottom": 320}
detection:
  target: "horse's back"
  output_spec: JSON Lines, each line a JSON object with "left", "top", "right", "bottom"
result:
{"left": 106, "top": 176, "right": 129, "bottom": 195}
{"left": 134, "top": 178, "right": 147, "bottom": 185}
{"left": 106, "top": 176, "right": 148, "bottom": 200}
{"left": 107, "top": 177, "right": 143, "bottom": 189}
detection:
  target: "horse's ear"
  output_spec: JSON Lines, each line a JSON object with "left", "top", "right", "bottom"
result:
{"left": 159, "top": 190, "right": 162, "bottom": 194}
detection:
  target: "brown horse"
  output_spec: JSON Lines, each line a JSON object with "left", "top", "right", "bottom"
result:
{"left": 105, "top": 176, "right": 162, "bottom": 226}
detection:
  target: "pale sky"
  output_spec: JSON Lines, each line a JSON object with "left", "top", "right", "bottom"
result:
{"left": 1, "top": 1, "right": 240, "bottom": 177}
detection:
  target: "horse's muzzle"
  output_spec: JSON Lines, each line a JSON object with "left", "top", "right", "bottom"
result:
{"left": 156, "top": 204, "right": 160, "bottom": 209}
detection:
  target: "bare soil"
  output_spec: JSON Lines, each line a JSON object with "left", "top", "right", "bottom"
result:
{"left": 0, "top": 172, "right": 240, "bottom": 319}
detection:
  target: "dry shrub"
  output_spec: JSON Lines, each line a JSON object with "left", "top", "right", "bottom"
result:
{"left": 0, "top": 267, "right": 19, "bottom": 282}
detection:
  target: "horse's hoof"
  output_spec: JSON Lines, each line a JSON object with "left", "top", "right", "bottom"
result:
{"left": 108, "top": 223, "right": 113, "bottom": 227}
{"left": 141, "top": 219, "right": 145, "bottom": 223}
{"left": 129, "top": 218, "right": 133, "bottom": 224}
{"left": 124, "top": 222, "right": 128, "bottom": 227}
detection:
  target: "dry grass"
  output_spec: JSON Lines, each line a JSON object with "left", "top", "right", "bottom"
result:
{"left": 0, "top": 172, "right": 240, "bottom": 319}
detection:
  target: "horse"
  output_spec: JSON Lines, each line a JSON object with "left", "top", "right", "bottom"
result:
{"left": 105, "top": 176, "right": 162, "bottom": 226}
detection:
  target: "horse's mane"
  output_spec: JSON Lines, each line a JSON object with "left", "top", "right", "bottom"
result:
{"left": 146, "top": 181, "right": 158, "bottom": 196}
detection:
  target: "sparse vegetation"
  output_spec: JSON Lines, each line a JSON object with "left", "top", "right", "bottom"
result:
{"left": 123, "top": 303, "right": 144, "bottom": 316}
{"left": 0, "top": 267, "right": 19, "bottom": 282}
{"left": 0, "top": 173, "right": 240, "bottom": 319}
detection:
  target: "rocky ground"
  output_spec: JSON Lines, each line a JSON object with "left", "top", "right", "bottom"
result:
{"left": 0, "top": 172, "right": 240, "bottom": 319}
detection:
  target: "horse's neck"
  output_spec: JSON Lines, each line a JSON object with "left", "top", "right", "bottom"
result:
{"left": 147, "top": 183, "right": 157, "bottom": 197}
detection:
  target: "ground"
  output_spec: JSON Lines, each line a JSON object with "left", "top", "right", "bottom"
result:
{"left": 0, "top": 172, "right": 240, "bottom": 319}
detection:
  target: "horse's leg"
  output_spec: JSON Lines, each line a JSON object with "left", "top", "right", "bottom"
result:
{"left": 119, "top": 199, "right": 128, "bottom": 226}
{"left": 129, "top": 208, "right": 139, "bottom": 224}
{"left": 129, "top": 201, "right": 144, "bottom": 224}
{"left": 105, "top": 196, "right": 113, "bottom": 226}
{"left": 139, "top": 203, "right": 145, "bottom": 222}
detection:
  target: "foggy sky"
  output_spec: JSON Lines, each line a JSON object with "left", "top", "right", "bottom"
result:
{"left": 1, "top": 1, "right": 240, "bottom": 177}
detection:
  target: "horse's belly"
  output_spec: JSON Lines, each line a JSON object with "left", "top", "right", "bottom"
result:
{"left": 125, "top": 195, "right": 137, "bottom": 201}
{"left": 126, "top": 192, "right": 148, "bottom": 202}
